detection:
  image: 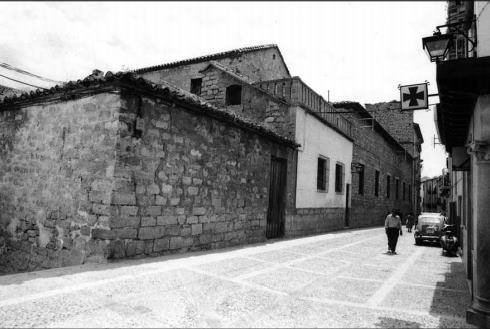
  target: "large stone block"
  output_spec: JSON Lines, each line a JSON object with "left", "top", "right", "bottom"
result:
{"left": 138, "top": 226, "right": 164, "bottom": 240}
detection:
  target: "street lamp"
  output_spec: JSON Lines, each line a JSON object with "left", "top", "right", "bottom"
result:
{"left": 422, "top": 31, "right": 453, "bottom": 62}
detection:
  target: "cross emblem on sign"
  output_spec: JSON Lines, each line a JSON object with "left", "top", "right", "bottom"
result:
{"left": 403, "top": 87, "right": 425, "bottom": 106}
{"left": 399, "top": 83, "right": 428, "bottom": 110}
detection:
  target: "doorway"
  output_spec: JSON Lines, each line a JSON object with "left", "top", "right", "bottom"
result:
{"left": 266, "top": 157, "right": 287, "bottom": 239}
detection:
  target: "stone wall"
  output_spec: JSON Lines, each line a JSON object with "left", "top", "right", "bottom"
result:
{"left": 0, "top": 87, "right": 297, "bottom": 274}
{"left": 285, "top": 208, "right": 345, "bottom": 237}
{"left": 196, "top": 66, "right": 295, "bottom": 140}
{"left": 338, "top": 105, "right": 414, "bottom": 228}
{"left": 137, "top": 47, "right": 290, "bottom": 90}
{"left": 0, "top": 93, "right": 121, "bottom": 273}
{"left": 103, "top": 91, "right": 296, "bottom": 258}
{"left": 367, "top": 101, "right": 416, "bottom": 157}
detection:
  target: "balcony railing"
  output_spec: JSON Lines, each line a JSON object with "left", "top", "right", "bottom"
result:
{"left": 254, "top": 77, "right": 352, "bottom": 138}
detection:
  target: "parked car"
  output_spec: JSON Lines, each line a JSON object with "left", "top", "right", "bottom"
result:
{"left": 414, "top": 212, "right": 447, "bottom": 245}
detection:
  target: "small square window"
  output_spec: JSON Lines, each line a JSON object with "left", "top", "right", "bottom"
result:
{"left": 226, "top": 85, "right": 242, "bottom": 105}
{"left": 190, "top": 78, "right": 202, "bottom": 96}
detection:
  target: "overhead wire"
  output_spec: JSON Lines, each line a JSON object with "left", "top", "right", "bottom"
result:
{"left": 0, "top": 73, "right": 48, "bottom": 90}
{"left": 0, "top": 63, "right": 61, "bottom": 83}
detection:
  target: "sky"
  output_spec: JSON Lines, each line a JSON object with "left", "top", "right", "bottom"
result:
{"left": 0, "top": 1, "right": 448, "bottom": 178}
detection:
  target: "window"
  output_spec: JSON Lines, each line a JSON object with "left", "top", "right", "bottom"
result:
{"left": 225, "top": 85, "right": 242, "bottom": 105}
{"left": 403, "top": 182, "right": 406, "bottom": 201}
{"left": 386, "top": 175, "right": 391, "bottom": 199}
{"left": 358, "top": 164, "right": 365, "bottom": 195}
{"left": 395, "top": 178, "right": 399, "bottom": 200}
{"left": 335, "top": 163, "right": 344, "bottom": 193}
{"left": 317, "top": 157, "right": 329, "bottom": 192}
{"left": 190, "top": 78, "right": 202, "bottom": 96}
{"left": 409, "top": 184, "right": 412, "bottom": 202}
{"left": 374, "top": 170, "right": 380, "bottom": 197}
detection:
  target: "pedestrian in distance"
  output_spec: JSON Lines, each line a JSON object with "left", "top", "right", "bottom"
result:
{"left": 385, "top": 208, "right": 402, "bottom": 255}
{"left": 406, "top": 212, "right": 415, "bottom": 233}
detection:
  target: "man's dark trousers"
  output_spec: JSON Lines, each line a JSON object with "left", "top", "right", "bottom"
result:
{"left": 386, "top": 227, "right": 400, "bottom": 252}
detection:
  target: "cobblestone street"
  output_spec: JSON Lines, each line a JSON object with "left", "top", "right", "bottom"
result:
{"left": 0, "top": 227, "right": 473, "bottom": 328}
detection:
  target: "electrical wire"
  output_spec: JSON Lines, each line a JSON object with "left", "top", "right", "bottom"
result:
{"left": 0, "top": 63, "right": 61, "bottom": 83}
{"left": 0, "top": 73, "right": 48, "bottom": 90}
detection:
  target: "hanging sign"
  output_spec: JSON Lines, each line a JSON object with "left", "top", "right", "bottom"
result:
{"left": 400, "top": 83, "right": 428, "bottom": 110}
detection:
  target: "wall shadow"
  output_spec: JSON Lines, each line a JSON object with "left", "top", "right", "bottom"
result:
{"left": 374, "top": 316, "right": 422, "bottom": 328}
{"left": 429, "top": 259, "right": 474, "bottom": 328}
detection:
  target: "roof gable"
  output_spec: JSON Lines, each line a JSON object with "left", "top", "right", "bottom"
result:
{"left": 132, "top": 44, "right": 291, "bottom": 77}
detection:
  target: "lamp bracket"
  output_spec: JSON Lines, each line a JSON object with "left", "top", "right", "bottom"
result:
{"left": 435, "top": 19, "right": 477, "bottom": 50}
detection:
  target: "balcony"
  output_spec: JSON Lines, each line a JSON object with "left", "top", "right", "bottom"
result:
{"left": 254, "top": 77, "right": 353, "bottom": 138}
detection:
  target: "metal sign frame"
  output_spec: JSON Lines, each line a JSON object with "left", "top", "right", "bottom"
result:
{"left": 400, "top": 83, "right": 428, "bottom": 111}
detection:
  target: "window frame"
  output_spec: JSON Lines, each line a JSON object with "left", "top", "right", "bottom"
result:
{"left": 190, "top": 78, "right": 202, "bottom": 96}
{"left": 225, "top": 84, "right": 242, "bottom": 105}
{"left": 335, "top": 162, "right": 345, "bottom": 194}
{"left": 317, "top": 156, "right": 330, "bottom": 192}
{"left": 386, "top": 174, "right": 391, "bottom": 199}
{"left": 374, "top": 170, "right": 380, "bottom": 197}
{"left": 358, "top": 164, "right": 365, "bottom": 195}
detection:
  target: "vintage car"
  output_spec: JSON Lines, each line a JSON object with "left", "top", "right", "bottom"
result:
{"left": 414, "top": 212, "right": 447, "bottom": 245}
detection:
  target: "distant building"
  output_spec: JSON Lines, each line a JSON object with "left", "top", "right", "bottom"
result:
{"left": 420, "top": 175, "right": 449, "bottom": 213}
{"left": 333, "top": 101, "right": 423, "bottom": 226}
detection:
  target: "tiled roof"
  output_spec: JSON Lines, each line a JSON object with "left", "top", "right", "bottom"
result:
{"left": 0, "top": 71, "right": 298, "bottom": 148}
{"left": 132, "top": 44, "right": 291, "bottom": 76}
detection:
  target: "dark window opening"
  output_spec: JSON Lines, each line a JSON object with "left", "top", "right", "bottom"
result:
{"left": 409, "top": 184, "right": 412, "bottom": 202}
{"left": 273, "top": 54, "right": 276, "bottom": 60}
{"left": 317, "top": 158, "right": 327, "bottom": 191}
{"left": 374, "top": 170, "right": 380, "bottom": 197}
{"left": 358, "top": 164, "right": 365, "bottom": 195}
{"left": 190, "top": 78, "right": 202, "bottom": 96}
{"left": 335, "top": 163, "right": 344, "bottom": 193}
{"left": 386, "top": 175, "right": 391, "bottom": 199}
{"left": 403, "top": 182, "right": 406, "bottom": 201}
{"left": 395, "top": 178, "right": 399, "bottom": 200}
{"left": 226, "top": 85, "right": 242, "bottom": 105}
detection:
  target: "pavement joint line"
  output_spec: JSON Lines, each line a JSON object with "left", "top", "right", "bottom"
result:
{"left": 366, "top": 247, "right": 425, "bottom": 307}
{"left": 299, "top": 295, "right": 469, "bottom": 324}
{"left": 187, "top": 267, "right": 289, "bottom": 297}
{"left": 234, "top": 236, "right": 380, "bottom": 281}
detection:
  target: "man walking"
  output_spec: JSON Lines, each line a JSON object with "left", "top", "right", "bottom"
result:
{"left": 385, "top": 209, "right": 402, "bottom": 254}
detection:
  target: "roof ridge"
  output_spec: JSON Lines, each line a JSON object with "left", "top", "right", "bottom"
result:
{"left": 132, "top": 44, "right": 280, "bottom": 74}
{"left": 0, "top": 70, "right": 298, "bottom": 148}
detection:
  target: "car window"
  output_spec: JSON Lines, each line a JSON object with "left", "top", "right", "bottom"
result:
{"left": 419, "top": 217, "right": 444, "bottom": 224}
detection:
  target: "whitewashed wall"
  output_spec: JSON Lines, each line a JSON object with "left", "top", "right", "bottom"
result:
{"left": 476, "top": 1, "right": 490, "bottom": 57}
{"left": 295, "top": 106, "right": 353, "bottom": 208}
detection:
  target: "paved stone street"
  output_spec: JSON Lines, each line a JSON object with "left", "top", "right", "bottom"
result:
{"left": 0, "top": 227, "right": 473, "bottom": 328}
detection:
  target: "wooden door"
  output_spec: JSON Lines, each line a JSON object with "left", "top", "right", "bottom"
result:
{"left": 266, "top": 157, "right": 287, "bottom": 239}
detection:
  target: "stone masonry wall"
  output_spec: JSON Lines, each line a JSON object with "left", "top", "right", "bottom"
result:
{"left": 0, "top": 94, "right": 121, "bottom": 273}
{"left": 137, "top": 47, "right": 290, "bottom": 91}
{"left": 342, "top": 107, "right": 414, "bottom": 228}
{"left": 367, "top": 101, "right": 416, "bottom": 157}
{"left": 0, "top": 89, "right": 297, "bottom": 273}
{"left": 196, "top": 67, "right": 296, "bottom": 140}
{"left": 99, "top": 91, "right": 297, "bottom": 259}
{"left": 285, "top": 208, "right": 345, "bottom": 238}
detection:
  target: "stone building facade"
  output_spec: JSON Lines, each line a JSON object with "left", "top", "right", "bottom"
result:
{"left": 0, "top": 73, "right": 297, "bottom": 273}
{"left": 333, "top": 102, "right": 420, "bottom": 227}
{"left": 135, "top": 45, "right": 355, "bottom": 237}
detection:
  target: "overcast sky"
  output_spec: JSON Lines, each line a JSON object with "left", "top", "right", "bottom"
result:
{"left": 0, "top": 1, "right": 448, "bottom": 178}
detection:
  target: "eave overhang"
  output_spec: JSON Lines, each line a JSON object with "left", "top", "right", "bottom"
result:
{"left": 436, "top": 56, "right": 490, "bottom": 152}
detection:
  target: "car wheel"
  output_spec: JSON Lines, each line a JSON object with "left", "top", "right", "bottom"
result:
{"left": 415, "top": 238, "right": 422, "bottom": 245}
